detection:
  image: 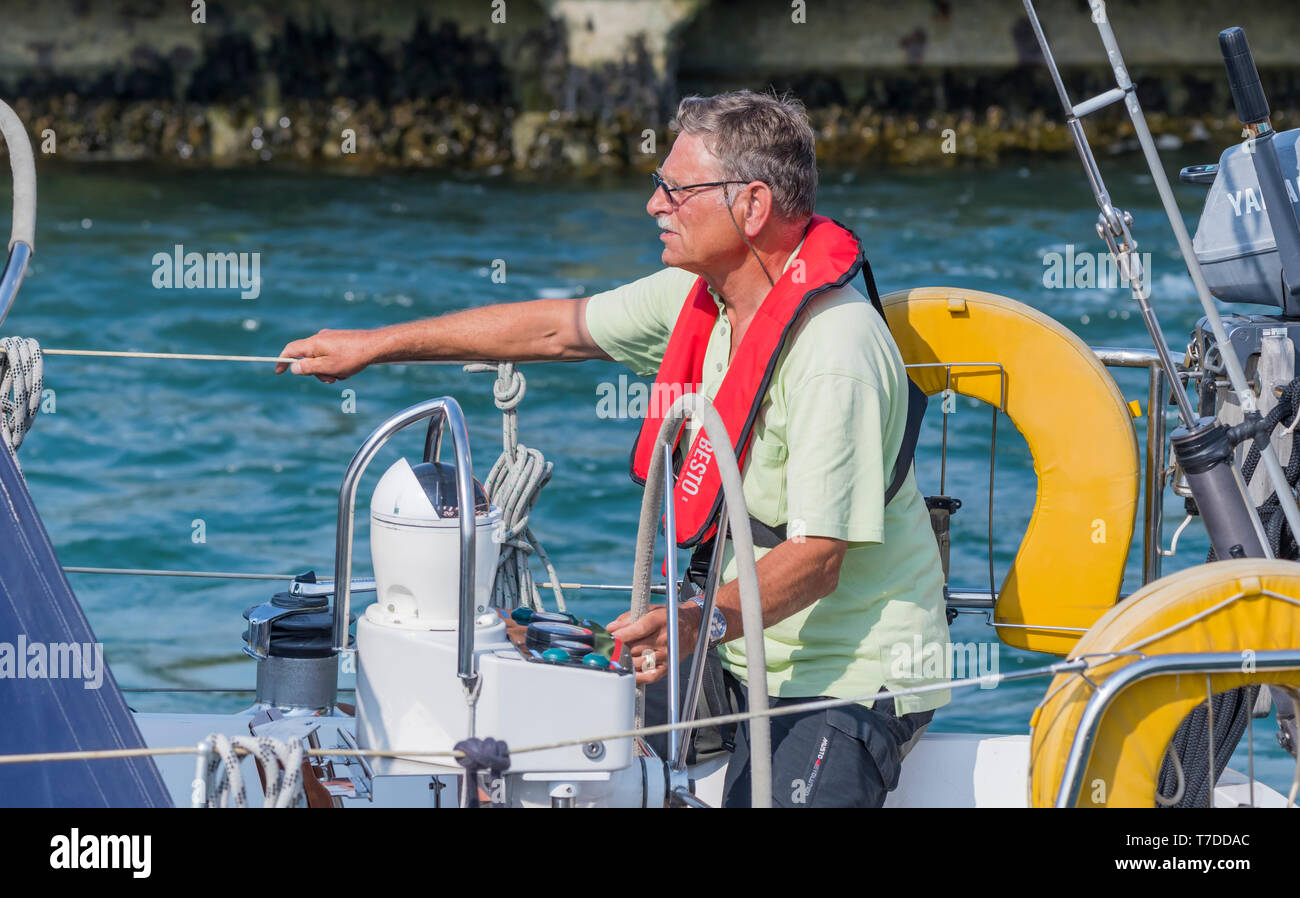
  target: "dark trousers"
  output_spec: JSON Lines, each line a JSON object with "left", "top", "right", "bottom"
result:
{"left": 643, "top": 658, "right": 933, "bottom": 808}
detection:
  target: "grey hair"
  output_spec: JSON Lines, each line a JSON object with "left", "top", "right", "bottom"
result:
{"left": 673, "top": 90, "right": 818, "bottom": 222}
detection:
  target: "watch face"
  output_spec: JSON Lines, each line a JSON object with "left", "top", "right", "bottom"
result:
{"left": 690, "top": 596, "right": 725, "bottom": 643}
{"left": 709, "top": 608, "right": 726, "bottom": 641}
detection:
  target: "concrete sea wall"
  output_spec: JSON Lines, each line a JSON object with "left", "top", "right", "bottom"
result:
{"left": 0, "top": 0, "right": 1297, "bottom": 170}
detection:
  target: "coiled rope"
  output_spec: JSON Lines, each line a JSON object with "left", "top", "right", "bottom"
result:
{"left": 198, "top": 733, "right": 303, "bottom": 808}
{"left": 0, "top": 336, "right": 42, "bottom": 470}
{"left": 464, "top": 361, "right": 566, "bottom": 612}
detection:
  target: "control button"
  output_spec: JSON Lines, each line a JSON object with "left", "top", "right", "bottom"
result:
{"left": 548, "top": 638, "right": 594, "bottom": 660}
{"left": 541, "top": 648, "right": 569, "bottom": 664}
{"left": 530, "top": 610, "right": 578, "bottom": 625}
{"left": 525, "top": 622, "right": 594, "bottom": 647}
{"left": 582, "top": 653, "right": 611, "bottom": 669}
{"left": 514, "top": 607, "right": 579, "bottom": 626}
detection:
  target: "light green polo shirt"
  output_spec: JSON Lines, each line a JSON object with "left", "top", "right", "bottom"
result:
{"left": 585, "top": 246, "right": 952, "bottom": 715}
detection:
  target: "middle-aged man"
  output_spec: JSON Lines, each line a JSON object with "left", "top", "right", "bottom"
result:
{"left": 277, "top": 90, "right": 951, "bottom": 808}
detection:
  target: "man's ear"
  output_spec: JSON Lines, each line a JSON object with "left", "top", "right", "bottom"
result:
{"left": 743, "top": 182, "right": 774, "bottom": 237}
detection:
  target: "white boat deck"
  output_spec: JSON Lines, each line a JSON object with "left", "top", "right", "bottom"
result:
{"left": 134, "top": 712, "right": 1289, "bottom": 807}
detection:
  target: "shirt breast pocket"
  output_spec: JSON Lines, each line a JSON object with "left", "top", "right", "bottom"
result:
{"left": 742, "top": 437, "right": 788, "bottom": 524}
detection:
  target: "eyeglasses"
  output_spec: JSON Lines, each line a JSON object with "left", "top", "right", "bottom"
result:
{"left": 651, "top": 171, "right": 751, "bottom": 208}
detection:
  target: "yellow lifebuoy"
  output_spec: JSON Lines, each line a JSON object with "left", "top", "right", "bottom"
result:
{"left": 1029, "top": 559, "right": 1300, "bottom": 807}
{"left": 882, "top": 288, "right": 1140, "bottom": 655}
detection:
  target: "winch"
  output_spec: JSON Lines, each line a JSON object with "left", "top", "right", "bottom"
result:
{"left": 242, "top": 572, "right": 351, "bottom": 714}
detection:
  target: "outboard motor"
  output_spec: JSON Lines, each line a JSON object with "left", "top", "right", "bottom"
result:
{"left": 1190, "top": 131, "right": 1300, "bottom": 314}
{"left": 1172, "top": 27, "right": 1300, "bottom": 765}
{"left": 1179, "top": 28, "right": 1300, "bottom": 517}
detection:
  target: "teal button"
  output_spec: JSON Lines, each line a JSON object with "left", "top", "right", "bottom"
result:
{"left": 541, "top": 648, "right": 569, "bottom": 664}
{"left": 511, "top": 607, "right": 534, "bottom": 624}
{"left": 582, "top": 653, "right": 610, "bottom": 669}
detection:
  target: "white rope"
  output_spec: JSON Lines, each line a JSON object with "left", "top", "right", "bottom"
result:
{"left": 465, "top": 362, "right": 566, "bottom": 612}
{"left": 41, "top": 348, "right": 460, "bottom": 365}
{"left": 0, "top": 336, "right": 42, "bottom": 468}
{"left": 43, "top": 349, "right": 294, "bottom": 363}
{"left": 199, "top": 734, "right": 303, "bottom": 808}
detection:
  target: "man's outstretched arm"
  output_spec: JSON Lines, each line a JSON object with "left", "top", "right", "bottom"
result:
{"left": 275, "top": 297, "right": 613, "bottom": 382}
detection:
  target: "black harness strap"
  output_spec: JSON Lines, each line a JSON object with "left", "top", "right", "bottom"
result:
{"left": 889, "top": 379, "right": 928, "bottom": 503}
{"left": 861, "top": 253, "right": 886, "bottom": 319}
{"left": 681, "top": 252, "right": 926, "bottom": 568}
{"left": 863, "top": 255, "right": 929, "bottom": 509}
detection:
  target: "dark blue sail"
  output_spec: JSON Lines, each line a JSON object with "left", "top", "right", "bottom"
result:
{"left": 0, "top": 444, "right": 171, "bottom": 807}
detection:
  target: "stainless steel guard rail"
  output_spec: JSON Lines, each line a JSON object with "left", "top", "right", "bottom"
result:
{"left": 1054, "top": 649, "right": 1300, "bottom": 807}
{"left": 945, "top": 345, "right": 1177, "bottom": 615}
{"left": 331, "top": 397, "right": 480, "bottom": 688}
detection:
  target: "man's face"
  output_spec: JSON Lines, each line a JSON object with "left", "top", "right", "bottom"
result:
{"left": 647, "top": 132, "right": 747, "bottom": 273}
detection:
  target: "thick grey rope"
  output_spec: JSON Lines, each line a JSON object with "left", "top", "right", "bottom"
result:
{"left": 1156, "top": 686, "right": 1257, "bottom": 808}
{"left": 0, "top": 336, "right": 42, "bottom": 471}
{"left": 629, "top": 393, "right": 771, "bottom": 808}
{"left": 464, "top": 362, "right": 566, "bottom": 612}
{"left": 200, "top": 734, "right": 304, "bottom": 808}
{"left": 0, "top": 100, "right": 36, "bottom": 252}
{"left": 1154, "top": 742, "right": 1185, "bottom": 807}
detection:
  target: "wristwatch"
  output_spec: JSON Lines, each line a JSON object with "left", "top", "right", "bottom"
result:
{"left": 688, "top": 595, "right": 727, "bottom": 646}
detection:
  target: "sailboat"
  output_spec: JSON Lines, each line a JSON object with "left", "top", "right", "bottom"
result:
{"left": 1, "top": 0, "right": 1298, "bottom": 808}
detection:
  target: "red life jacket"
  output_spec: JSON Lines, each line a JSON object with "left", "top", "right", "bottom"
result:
{"left": 629, "top": 214, "right": 915, "bottom": 549}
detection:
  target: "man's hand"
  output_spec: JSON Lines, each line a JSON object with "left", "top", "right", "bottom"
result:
{"left": 607, "top": 602, "right": 701, "bottom": 685}
{"left": 275, "top": 328, "right": 381, "bottom": 383}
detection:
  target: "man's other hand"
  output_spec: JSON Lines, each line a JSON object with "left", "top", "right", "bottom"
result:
{"left": 607, "top": 601, "right": 702, "bottom": 685}
{"left": 275, "top": 328, "right": 378, "bottom": 383}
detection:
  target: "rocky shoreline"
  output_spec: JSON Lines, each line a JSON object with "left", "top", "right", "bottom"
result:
{"left": 7, "top": 93, "right": 1291, "bottom": 174}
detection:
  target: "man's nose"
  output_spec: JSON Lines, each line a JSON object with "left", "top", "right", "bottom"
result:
{"left": 647, "top": 187, "right": 672, "bottom": 219}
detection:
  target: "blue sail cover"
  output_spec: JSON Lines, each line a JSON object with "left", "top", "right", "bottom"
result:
{"left": 0, "top": 444, "right": 171, "bottom": 807}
